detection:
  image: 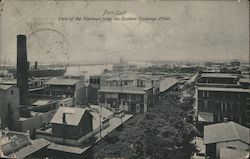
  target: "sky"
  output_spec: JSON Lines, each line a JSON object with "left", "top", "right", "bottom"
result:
{"left": 0, "top": 0, "right": 249, "bottom": 65}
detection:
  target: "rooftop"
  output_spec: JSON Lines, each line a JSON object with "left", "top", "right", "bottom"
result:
{"left": 0, "top": 79, "right": 17, "bottom": 85}
{"left": 48, "top": 114, "right": 133, "bottom": 154}
{"left": 198, "top": 87, "right": 250, "bottom": 93}
{"left": 50, "top": 107, "right": 92, "bottom": 126}
{"left": 201, "top": 73, "right": 239, "bottom": 78}
{"left": 32, "top": 99, "right": 53, "bottom": 106}
{"left": 240, "top": 78, "right": 250, "bottom": 83}
{"left": 99, "top": 86, "right": 149, "bottom": 94}
{"left": 7, "top": 138, "right": 50, "bottom": 158}
{"left": 87, "top": 105, "right": 114, "bottom": 129}
{"left": 0, "top": 84, "right": 13, "bottom": 90}
{"left": 204, "top": 121, "right": 250, "bottom": 145}
{"left": 45, "top": 78, "right": 79, "bottom": 86}
{"left": 160, "top": 77, "right": 178, "bottom": 92}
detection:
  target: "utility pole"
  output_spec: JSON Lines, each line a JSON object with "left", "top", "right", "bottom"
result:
{"left": 98, "top": 92, "right": 102, "bottom": 138}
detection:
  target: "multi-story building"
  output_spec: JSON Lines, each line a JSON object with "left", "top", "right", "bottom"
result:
{"left": 196, "top": 73, "right": 250, "bottom": 128}
{"left": 0, "top": 85, "right": 20, "bottom": 129}
{"left": 45, "top": 78, "right": 86, "bottom": 105}
{"left": 98, "top": 75, "right": 154, "bottom": 113}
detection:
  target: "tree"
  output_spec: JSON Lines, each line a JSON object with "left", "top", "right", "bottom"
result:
{"left": 93, "top": 84, "right": 198, "bottom": 159}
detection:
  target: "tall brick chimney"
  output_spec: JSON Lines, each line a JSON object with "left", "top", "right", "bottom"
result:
{"left": 17, "top": 35, "right": 30, "bottom": 106}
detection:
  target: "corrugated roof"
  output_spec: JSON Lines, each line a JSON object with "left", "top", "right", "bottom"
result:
{"left": 50, "top": 107, "right": 91, "bottom": 126}
{"left": 204, "top": 121, "right": 250, "bottom": 145}
{"left": 99, "top": 86, "right": 146, "bottom": 94}
{"left": 198, "top": 87, "right": 250, "bottom": 93}
{"left": 45, "top": 78, "right": 79, "bottom": 86}
{"left": 160, "top": 77, "right": 178, "bottom": 92}
{"left": 0, "top": 84, "right": 13, "bottom": 90}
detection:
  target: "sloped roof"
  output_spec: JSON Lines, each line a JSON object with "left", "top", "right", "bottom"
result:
{"left": 160, "top": 77, "right": 178, "bottom": 92}
{"left": 45, "top": 78, "right": 79, "bottom": 86}
{"left": 204, "top": 121, "right": 250, "bottom": 144}
{"left": 50, "top": 107, "right": 92, "bottom": 126}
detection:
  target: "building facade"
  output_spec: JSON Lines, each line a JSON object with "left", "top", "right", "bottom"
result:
{"left": 45, "top": 78, "right": 86, "bottom": 105}
{"left": 98, "top": 76, "right": 154, "bottom": 113}
{"left": 196, "top": 73, "right": 250, "bottom": 128}
{"left": 0, "top": 85, "right": 20, "bottom": 129}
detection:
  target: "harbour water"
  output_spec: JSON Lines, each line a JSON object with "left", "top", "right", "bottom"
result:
{"left": 65, "top": 64, "right": 113, "bottom": 76}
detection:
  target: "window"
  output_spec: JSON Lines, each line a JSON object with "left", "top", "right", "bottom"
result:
{"left": 202, "top": 91, "right": 209, "bottom": 98}
{"left": 202, "top": 91, "right": 205, "bottom": 97}
{"left": 136, "top": 94, "right": 140, "bottom": 100}
{"left": 204, "top": 101, "right": 208, "bottom": 109}
{"left": 221, "top": 102, "right": 228, "bottom": 111}
{"left": 11, "top": 90, "right": 14, "bottom": 95}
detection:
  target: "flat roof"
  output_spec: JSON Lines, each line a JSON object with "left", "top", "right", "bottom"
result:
{"left": 7, "top": 138, "right": 50, "bottom": 158}
{"left": 201, "top": 73, "right": 239, "bottom": 78}
{"left": 45, "top": 78, "right": 79, "bottom": 86}
{"left": 32, "top": 99, "right": 52, "bottom": 106}
{"left": 0, "top": 84, "right": 13, "bottom": 90}
{"left": 99, "top": 86, "right": 147, "bottom": 94}
{"left": 198, "top": 87, "right": 250, "bottom": 93}
{"left": 240, "top": 78, "right": 250, "bottom": 83}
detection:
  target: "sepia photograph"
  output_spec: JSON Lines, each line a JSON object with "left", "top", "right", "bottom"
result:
{"left": 0, "top": 0, "right": 249, "bottom": 158}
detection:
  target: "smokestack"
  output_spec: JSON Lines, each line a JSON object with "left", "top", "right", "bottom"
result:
{"left": 34, "top": 61, "right": 38, "bottom": 69}
{"left": 17, "top": 35, "right": 30, "bottom": 106}
{"left": 27, "top": 61, "right": 30, "bottom": 70}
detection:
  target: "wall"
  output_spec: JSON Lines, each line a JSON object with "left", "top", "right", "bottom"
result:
{"left": 1, "top": 132, "right": 30, "bottom": 155}
{"left": 57, "top": 98, "right": 74, "bottom": 107}
{"left": 0, "top": 86, "right": 20, "bottom": 129}
{"left": 15, "top": 110, "right": 56, "bottom": 132}
{"left": 37, "top": 121, "right": 109, "bottom": 146}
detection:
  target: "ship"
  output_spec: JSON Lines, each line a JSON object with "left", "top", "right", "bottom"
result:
{"left": 8, "top": 61, "right": 66, "bottom": 78}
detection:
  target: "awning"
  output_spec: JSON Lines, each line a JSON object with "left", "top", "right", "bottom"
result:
{"left": 198, "top": 112, "right": 213, "bottom": 122}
